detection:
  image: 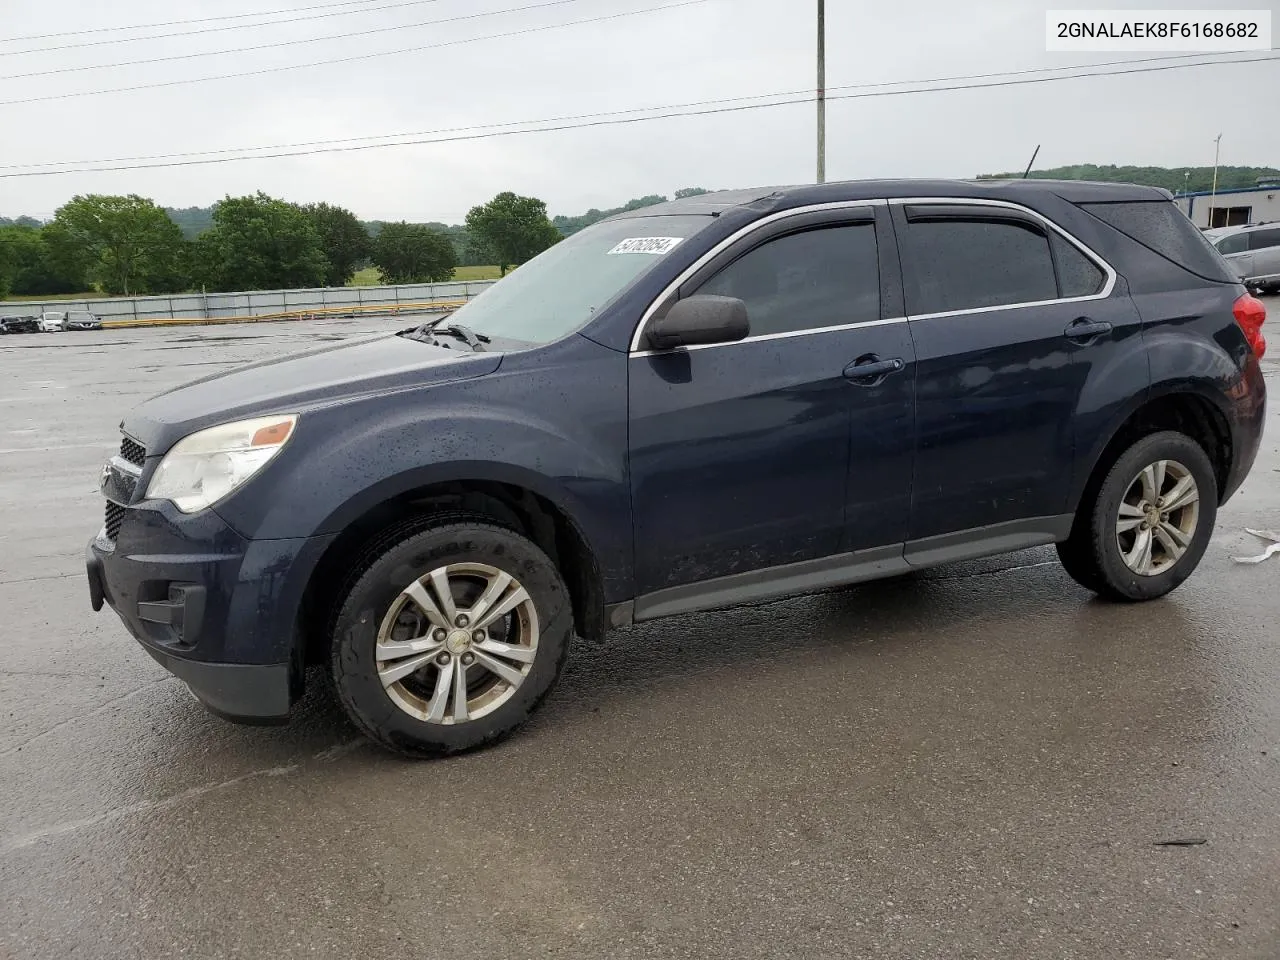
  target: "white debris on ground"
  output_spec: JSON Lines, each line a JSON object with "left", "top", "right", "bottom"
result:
{"left": 1233, "top": 529, "right": 1280, "bottom": 564}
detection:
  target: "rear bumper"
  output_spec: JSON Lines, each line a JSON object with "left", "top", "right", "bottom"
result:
{"left": 1222, "top": 357, "right": 1268, "bottom": 504}
{"left": 86, "top": 499, "right": 335, "bottom": 724}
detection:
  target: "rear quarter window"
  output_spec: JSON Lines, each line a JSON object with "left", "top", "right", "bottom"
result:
{"left": 1076, "top": 200, "right": 1236, "bottom": 283}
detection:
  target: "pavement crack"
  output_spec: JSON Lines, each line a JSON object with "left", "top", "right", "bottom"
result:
{"left": 0, "top": 571, "right": 82, "bottom": 585}
{"left": 0, "top": 676, "right": 175, "bottom": 759}
{"left": 0, "top": 764, "right": 300, "bottom": 855}
{"left": 0, "top": 668, "right": 138, "bottom": 680}
{"left": 915, "top": 559, "right": 1060, "bottom": 582}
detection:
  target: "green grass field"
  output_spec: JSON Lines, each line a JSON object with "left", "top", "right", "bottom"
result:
{"left": 350, "top": 265, "right": 503, "bottom": 286}
{"left": 453, "top": 265, "right": 503, "bottom": 281}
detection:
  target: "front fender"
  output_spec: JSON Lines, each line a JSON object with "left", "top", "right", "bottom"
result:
{"left": 214, "top": 339, "right": 634, "bottom": 598}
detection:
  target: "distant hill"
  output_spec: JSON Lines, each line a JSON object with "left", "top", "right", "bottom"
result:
{"left": 977, "top": 164, "right": 1280, "bottom": 194}
{"left": 552, "top": 188, "right": 712, "bottom": 237}
{"left": 0, "top": 215, "right": 43, "bottom": 228}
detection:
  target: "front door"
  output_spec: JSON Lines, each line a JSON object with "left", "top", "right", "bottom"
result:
{"left": 627, "top": 207, "right": 916, "bottom": 598}
{"left": 1214, "top": 230, "right": 1254, "bottom": 283}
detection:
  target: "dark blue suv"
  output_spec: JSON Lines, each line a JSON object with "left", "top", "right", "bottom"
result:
{"left": 87, "top": 180, "right": 1268, "bottom": 756}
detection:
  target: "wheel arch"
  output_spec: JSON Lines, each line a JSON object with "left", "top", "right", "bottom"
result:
{"left": 1069, "top": 386, "right": 1233, "bottom": 528}
{"left": 298, "top": 468, "right": 610, "bottom": 670}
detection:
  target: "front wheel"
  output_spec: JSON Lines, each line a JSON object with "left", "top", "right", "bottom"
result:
{"left": 331, "top": 521, "right": 572, "bottom": 757}
{"left": 1057, "top": 431, "right": 1217, "bottom": 602}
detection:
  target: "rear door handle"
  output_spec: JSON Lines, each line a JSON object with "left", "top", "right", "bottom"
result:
{"left": 1064, "top": 318, "right": 1112, "bottom": 342}
{"left": 843, "top": 356, "right": 904, "bottom": 383}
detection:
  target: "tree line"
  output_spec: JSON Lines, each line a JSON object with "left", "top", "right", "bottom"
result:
{"left": 0, "top": 190, "right": 590, "bottom": 300}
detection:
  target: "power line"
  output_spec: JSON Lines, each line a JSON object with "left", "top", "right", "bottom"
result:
{"left": 0, "top": 0, "right": 711, "bottom": 106}
{"left": 0, "top": 52, "right": 1254, "bottom": 171}
{"left": 2, "top": 52, "right": 1275, "bottom": 180}
{"left": 0, "top": 0, "right": 588, "bottom": 80}
{"left": 0, "top": 0, "right": 398, "bottom": 44}
{"left": 4, "top": 0, "right": 496, "bottom": 58}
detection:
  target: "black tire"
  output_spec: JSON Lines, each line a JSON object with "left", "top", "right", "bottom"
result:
{"left": 1057, "top": 430, "right": 1217, "bottom": 602}
{"left": 1054, "top": 533, "right": 1104, "bottom": 594}
{"left": 331, "top": 520, "right": 572, "bottom": 758}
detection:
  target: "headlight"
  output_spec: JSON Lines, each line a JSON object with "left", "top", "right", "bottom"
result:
{"left": 146, "top": 414, "right": 298, "bottom": 514}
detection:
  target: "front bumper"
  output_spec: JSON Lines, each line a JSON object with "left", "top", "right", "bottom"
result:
{"left": 86, "top": 498, "right": 335, "bottom": 724}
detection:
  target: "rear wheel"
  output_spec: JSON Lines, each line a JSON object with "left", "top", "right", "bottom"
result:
{"left": 1057, "top": 431, "right": 1217, "bottom": 602}
{"left": 331, "top": 520, "right": 572, "bottom": 757}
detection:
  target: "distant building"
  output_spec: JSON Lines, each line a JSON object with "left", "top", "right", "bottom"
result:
{"left": 1176, "top": 179, "right": 1280, "bottom": 229}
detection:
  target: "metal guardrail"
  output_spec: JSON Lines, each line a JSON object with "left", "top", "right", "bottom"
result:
{"left": 6, "top": 280, "right": 497, "bottom": 325}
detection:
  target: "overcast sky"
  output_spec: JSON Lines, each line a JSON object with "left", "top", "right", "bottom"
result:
{"left": 2, "top": 0, "right": 1277, "bottom": 223}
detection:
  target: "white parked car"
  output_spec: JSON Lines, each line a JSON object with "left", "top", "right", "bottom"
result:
{"left": 37, "top": 311, "right": 66, "bottom": 332}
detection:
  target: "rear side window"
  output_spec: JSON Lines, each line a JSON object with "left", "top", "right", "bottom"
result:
{"left": 901, "top": 219, "right": 1058, "bottom": 314}
{"left": 695, "top": 223, "right": 880, "bottom": 335}
{"left": 1050, "top": 233, "right": 1106, "bottom": 298}
{"left": 1248, "top": 228, "right": 1280, "bottom": 251}
{"left": 1077, "top": 200, "right": 1236, "bottom": 283}
{"left": 1216, "top": 233, "right": 1249, "bottom": 255}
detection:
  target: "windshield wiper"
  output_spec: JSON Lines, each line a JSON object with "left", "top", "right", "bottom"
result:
{"left": 431, "top": 323, "right": 490, "bottom": 351}
{"left": 397, "top": 313, "right": 490, "bottom": 351}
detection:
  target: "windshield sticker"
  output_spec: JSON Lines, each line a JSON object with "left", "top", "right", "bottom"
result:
{"left": 606, "top": 237, "right": 684, "bottom": 256}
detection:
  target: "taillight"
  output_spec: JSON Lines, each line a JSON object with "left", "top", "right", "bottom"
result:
{"left": 1233, "top": 293, "right": 1267, "bottom": 359}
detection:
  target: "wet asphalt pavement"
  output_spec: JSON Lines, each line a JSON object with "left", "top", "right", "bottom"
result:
{"left": 1, "top": 310, "right": 1279, "bottom": 959}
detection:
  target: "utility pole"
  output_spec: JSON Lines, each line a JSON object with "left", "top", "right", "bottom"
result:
{"left": 816, "top": 0, "right": 826, "bottom": 184}
{"left": 1210, "top": 133, "right": 1222, "bottom": 227}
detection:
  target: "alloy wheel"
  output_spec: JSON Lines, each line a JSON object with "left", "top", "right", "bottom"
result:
{"left": 1115, "top": 459, "right": 1200, "bottom": 577}
{"left": 374, "top": 562, "right": 539, "bottom": 723}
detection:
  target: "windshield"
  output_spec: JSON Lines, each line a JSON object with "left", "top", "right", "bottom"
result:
{"left": 447, "top": 214, "right": 712, "bottom": 345}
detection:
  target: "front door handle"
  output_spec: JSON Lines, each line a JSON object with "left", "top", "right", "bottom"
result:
{"left": 1064, "top": 317, "right": 1113, "bottom": 342}
{"left": 843, "top": 356, "right": 905, "bottom": 383}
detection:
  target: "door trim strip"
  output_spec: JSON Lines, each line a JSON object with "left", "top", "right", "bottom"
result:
{"left": 615, "top": 514, "right": 1076, "bottom": 625}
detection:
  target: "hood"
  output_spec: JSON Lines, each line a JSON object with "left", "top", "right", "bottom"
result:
{"left": 124, "top": 333, "right": 502, "bottom": 454}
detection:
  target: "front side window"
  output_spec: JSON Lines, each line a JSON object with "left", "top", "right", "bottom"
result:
{"left": 1215, "top": 232, "right": 1249, "bottom": 255}
{"left": 694, "top": 223, "right": 880, "bottom": 336}
{"left": 903, "top": 218, "right": 1058, "bottom": 315}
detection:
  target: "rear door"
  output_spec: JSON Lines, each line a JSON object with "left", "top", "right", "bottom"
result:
{"left": 892, "top": 200, "right": 1138, "bottom": 554}
{"left": 628, "top": 205, "right": 916, "bottom": 597}
{"left": 1246, "top": 226, "right": 1280, "bottom": 283}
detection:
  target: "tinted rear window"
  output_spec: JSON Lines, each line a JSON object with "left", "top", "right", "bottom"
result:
{"left": 1076, "top": 200, "right": 1235, "bottom": 283}
{"left": 902, "top": 219, "right": 1058, "bottom": 314}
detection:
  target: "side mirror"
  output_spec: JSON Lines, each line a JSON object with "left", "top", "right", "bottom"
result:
{"left": 646, "top": 295, "right": 749, "bottom": 350}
